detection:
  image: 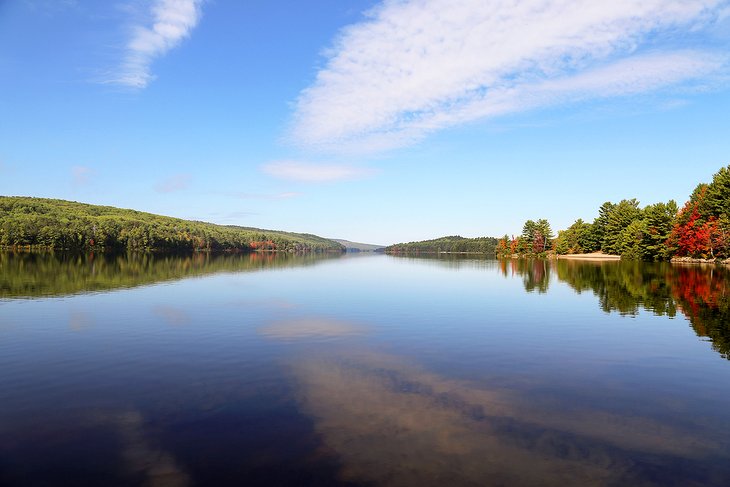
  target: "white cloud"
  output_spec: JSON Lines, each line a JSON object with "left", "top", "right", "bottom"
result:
{"left": 71, "top": 165, "right": 95, "bottom": 185}
{"left": 109, "top": 0, "right": 203, "bottom": 88}
{"left": 261, "top": 160, "right": 376, "bottom": 182}
{"left": 291, "top": 0, "right": 729, "bottom": 153}
{"left": 155, "top": 173, "right": 191, "bottom": 193}
{"left": 23, "top": 0, "right": 79, "bottom": 14}
{"left": 202, "top": 210, "right": 259, "bottom": 222}
{"left": 0, "top": 160, "right": 15, "bottom": 176}
{"left": 234, "top": 191, "right": 303, "bottom": 200}
{"left": 417, "top": 50, "right": 725, "bottom": 128}
{"left": 719, "top": 5, "right": 730, "bottom": 21}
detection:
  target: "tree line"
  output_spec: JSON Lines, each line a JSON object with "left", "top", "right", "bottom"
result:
{"left": 386, "top": 235, "right": 498, "bottom": 254}
{"left": 497, "top": 165, "right": 730, "bottom": 261}
{"left": 0, "top": 197, "right": 345, "bottom": 252}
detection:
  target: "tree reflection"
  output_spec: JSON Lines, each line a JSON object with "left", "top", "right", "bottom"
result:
{"left": 0, "top": 251, "right": 342, "bottom": 299}
{"left": 670, "top": 266, "right": 730, "bottom": 359}
{"left": 511, "top": 259, "right": 551, "bottom": 293}
{"left": 500, "top": 259, "right": 730, "bottom": 360}
{"left": 557, "top": 261, "right": 730, "bottom": 359}
{"left": 556, "top": 261, "right": 677, "bottom": 317}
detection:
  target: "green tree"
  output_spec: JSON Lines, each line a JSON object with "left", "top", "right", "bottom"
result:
{"left": 584, "top": 202, "right": 615, "bottom": 252}
{"left": 555, "top": 219, "right": 592, "bottom": 254}
{"left": 700, "top": 165, "right": 730, "bottom": 219}
{"left": 602, "top": 199, "right": 642, "bottom": 254}
{"left": 640, "top": 200, "right": 678, "bottom": 260}
{"left": 516, "top": 219, "right": 553, "bottom": 255}
{"left": 617, "top": 219, "right": 646, "bottom": 259}
{"left": 515, "top": 220, "right": 532, "bottom": 254}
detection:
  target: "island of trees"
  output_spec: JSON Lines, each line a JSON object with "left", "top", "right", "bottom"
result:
{"left": 386, "top": 235, "right": 498, "bottom": 255}
{"left": 0, "top": 197, "right": 344, "bottom": 253}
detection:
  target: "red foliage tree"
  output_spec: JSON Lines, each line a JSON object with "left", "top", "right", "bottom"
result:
{"left": 669, "top": 186, "right": 719, "bottom": 258}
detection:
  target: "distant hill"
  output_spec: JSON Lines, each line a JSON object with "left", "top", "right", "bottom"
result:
{"left": 386, "top": 235, "right": 498, "bottom": 254}
{"left": 331, "top": 239, "right": 386, "bottom": 252}
{"left": 0, "top": 196, "right": 345, "bottom": 253}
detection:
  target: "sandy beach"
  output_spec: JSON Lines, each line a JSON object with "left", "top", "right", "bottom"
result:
{"left": 557, "top": 252, "right": 621, "bottom": 261}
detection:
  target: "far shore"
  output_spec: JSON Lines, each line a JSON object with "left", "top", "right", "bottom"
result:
{"left": 557, "top": 252, "right": 621, "bottom": 261}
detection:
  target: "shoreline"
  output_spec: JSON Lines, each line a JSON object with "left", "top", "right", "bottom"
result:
{"left": 670, "top": 256, "right": 730, "bottom": 265}
{"left": 557, "top": 252, "right": 621, "bottom": 261}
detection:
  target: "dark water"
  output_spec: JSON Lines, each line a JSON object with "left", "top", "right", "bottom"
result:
{"left": 1, "top": 252, "right": 730, "bottom": 486}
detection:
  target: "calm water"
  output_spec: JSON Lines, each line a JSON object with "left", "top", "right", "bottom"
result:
{"left": 1, "top": 252, "right": 730, "bottom": 486}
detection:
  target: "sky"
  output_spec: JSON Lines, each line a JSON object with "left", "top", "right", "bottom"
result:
{"left": 1, "top": 0, "right": 729, "bottom": 245}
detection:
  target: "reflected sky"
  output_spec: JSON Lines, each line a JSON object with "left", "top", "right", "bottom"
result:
{"left": 1, "top": 253, "right": 729, "bottom": 486}
{"left": 285, "top": 350, "right": 728, "bottom": 486}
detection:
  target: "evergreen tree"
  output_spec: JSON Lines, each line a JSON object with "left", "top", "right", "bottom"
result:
{"left": 602, "top": 199, "right": 642, "bottom": 254}
{"left": 555, "top": 219, "right": 592, "bottom": 254}
{"left": 640, "top": 200, "right": 678, "bottom": 260}
{"left": 701, "top": 165, "right": 730, "bottom": 219}
{"left": 585, "top": 202, "right": 614, "bottom": 252}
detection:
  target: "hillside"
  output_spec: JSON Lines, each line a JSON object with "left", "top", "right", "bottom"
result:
{"left": 331, "top": 239, "right": 386, "bottom": 252}
{"left": 386, "top": 235, "right": 498, "bottom": 255}
{"left": 0, "top": 197, "right": 344, "bottom": 252}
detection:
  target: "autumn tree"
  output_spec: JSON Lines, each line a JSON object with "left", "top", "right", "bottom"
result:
{"left": 669, "top": 167, "right": 730, "bottom": 259}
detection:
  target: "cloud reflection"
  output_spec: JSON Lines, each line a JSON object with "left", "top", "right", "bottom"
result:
{"left": 68, "top": 310, "right": 94, "bottom": 332}
{"left": 110, "top": 410, "right": 191, "bottom": 487}
{"left": 287, "top": 350, "right": 729, "bottom": 486}
{"left": 259, "top": 318, "right": 366, "bottom": 340}
{"left": 153, "top": 305, "right": 190, "bottom": 327}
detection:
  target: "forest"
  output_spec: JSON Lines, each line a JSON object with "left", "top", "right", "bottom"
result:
{"left": 0, "top": 197, "right": 345, "bottom": 252}
{"left": 385, "top": 235, "right": 498, "bottom": 254}
{"left": 497, "top": 165, "right": 730, "bottom": 261}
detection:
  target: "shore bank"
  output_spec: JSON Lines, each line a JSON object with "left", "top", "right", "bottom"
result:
{"left": 557, "top": 252, "right": 621, "bottom": 261}
{"left": 671, "top": 256, "right": 730, "bottom": 265}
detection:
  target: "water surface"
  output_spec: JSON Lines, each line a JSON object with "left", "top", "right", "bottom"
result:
{"left": 1, "top": 252, "right": 729, "bottom": 486}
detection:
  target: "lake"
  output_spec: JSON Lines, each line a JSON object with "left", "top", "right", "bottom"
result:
{"left": 1, "top": 252, "right": 729, "bottom": 486}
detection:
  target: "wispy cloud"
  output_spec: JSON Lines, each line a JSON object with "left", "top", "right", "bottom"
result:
{"left": 23, "top": 0, "right": 79, "bottom": 14}
{"left": 155, "top": 173, "right": 191, "bottom": 193}
{"left": 217, "top": 210, "right": 258, "bottom": 220}
{"left": 71, "top": 165, "right": 95, "bottom": 185}
{"left": 261, "top": 160, "right": 376, "bottom": 182}
{"left": 205, "top": 210, "right": 259, "bottom": 222}
{"left": 291, "top": 0, "right": 729, "bottom": 153}
{"left": 233, "top": 191, "right": 302, "bottom": 200}
{"left": 202, "top": 210, "right": 258, "bottom": 224}
{"left": 152, "top": 305, "right": 190, "bottom": 326}
{"left": 108, "top": 0, "right": 203, "bottom": 88}
{"left": 719, "top": 5, "right": 730, "bottom": 21}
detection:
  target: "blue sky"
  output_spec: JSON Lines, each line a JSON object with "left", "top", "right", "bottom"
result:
{"left": 1, "top": 0, "right": 729, "bottom": 245}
